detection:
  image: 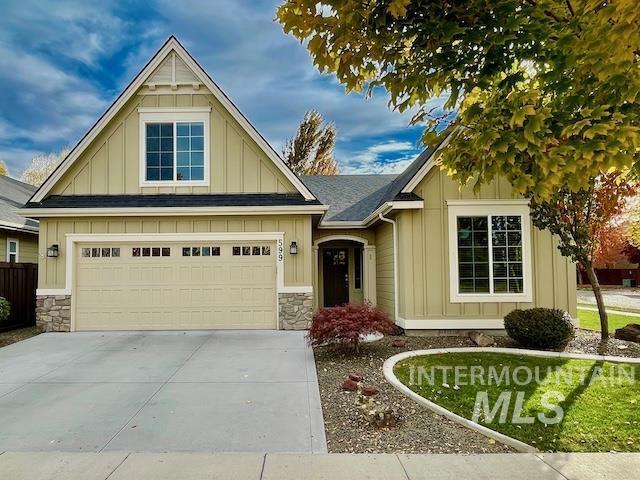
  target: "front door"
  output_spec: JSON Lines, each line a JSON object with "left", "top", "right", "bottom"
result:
{"left": 323, "top": 248, "right": 349, "bottom": 307}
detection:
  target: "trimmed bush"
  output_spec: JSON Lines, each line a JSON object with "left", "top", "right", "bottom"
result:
{"left": 0, "top": 297, "right": 10, "bottom": 324}
{"left": 504, "top": 308, "right": 574, "bottom": 349}
{"left": 308, "top": 302, "right": 396, "bottom": 353}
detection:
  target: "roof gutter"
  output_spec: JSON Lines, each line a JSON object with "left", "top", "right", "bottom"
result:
{"left": 0, "top": 220, "right": 39, "bottom": 233}
{"left": 378, "top": 212, "right": 399, "bottom": 323}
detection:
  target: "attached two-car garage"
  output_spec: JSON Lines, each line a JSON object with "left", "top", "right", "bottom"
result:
{"left": 73, "top": 240, "right": 278, "bottom": 331}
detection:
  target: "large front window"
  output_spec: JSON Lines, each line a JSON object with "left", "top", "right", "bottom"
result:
{"left": 457, "top": 215, "right": 523, "bottom": 294}
{"left": 139, "top": 108, "right": 210, "bottom": 186}
{"left": 448, "top": 201, "right": 532, "bottom": 303}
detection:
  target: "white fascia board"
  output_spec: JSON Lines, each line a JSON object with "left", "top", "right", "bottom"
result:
{"left": 30, "top": 37, "right": 317, "bottom": 203}
{"left": 400, "top": 131, "right": 453, "bottom": 194}
{"left": 401, "top": 159, "right": 437, "bottom": 194}
{"left": 18, "top": 205, "right": 328, "bottom": 218}
{"left": 0, "top": 221, "right": 39, "bottom": 233}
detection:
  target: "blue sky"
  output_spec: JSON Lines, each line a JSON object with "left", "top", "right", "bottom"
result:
{"left": 0, "top": 0, "right": 430, "bottom": 177}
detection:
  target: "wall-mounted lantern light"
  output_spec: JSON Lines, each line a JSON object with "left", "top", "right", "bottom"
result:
{"left": 47, "top": 244, "right": 59, "bottom": 258}
{"left": 289, "top": 241, "right": 298, "bottom": 255}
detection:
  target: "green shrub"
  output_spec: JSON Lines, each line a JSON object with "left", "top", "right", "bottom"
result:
{"left": 0, "top": 297, "right": 10, "bottom": 324}
{"left": 504, "top": 308, "right": 574, "bottom": 349}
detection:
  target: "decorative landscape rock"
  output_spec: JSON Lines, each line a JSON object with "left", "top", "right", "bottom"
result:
{"left": 468, "top": 330, "right": 496, "bottom": 347}
{"left": 391, "top": 338, "right": 408, "bottom": 348}
{"left": 342, "top": 378, "right": 359, "bottom": 391}
{"left": 361, "top": 386, "right": 380, "bottom": 397}
{"left": 614, "top": 324, "right": 640, "bottom": 343}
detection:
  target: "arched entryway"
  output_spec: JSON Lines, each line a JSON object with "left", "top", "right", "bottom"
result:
{"left": 313, "top": 235, "right": 376, "bottom": 309}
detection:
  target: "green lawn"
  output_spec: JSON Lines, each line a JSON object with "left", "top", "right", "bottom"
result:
{"left": 577, "top": 308, "right": 638, "bottom": 332}
{"left": 394, "top": 352, "right": 640, "bottom": 452}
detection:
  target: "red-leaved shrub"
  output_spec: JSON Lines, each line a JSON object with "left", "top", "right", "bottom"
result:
{"left": 307, "top": 302, "right": 396, "bottom": 353}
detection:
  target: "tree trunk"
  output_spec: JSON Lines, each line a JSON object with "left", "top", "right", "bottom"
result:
{"left": 584, "top": 262, "right": 609, "bottom": 341}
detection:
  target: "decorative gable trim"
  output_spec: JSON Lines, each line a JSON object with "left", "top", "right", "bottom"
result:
{"left": 145, "top": 51, "right": 201, "bottom": 90}
{"left": 30, "top": 36, "right": 316, "bottom": 203}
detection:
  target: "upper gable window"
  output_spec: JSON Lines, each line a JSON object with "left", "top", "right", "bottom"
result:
{"left": 139, "top": 108, "right": 210, "bottom": 186}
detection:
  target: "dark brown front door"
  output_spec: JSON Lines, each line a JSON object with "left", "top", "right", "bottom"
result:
{"left": 323, "top": 248, "right": 349, "bottom": 307}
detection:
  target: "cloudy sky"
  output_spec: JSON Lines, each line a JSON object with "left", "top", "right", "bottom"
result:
{"left": 0, "top": 0, "right": 431, "bottom": 177}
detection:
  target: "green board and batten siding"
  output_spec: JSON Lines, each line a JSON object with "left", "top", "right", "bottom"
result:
{"left": 50, "top": 93, "right": 297, "bottom": 196}
{"left": 0, "top": 231, "right": 39, "bottom": 264}
{"left": 391, "top": 168, "right": 576, "bottom": 323}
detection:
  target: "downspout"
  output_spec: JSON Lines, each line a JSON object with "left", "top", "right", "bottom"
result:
{"left": 379, "top": 212, "right": 399, "bottom": 323}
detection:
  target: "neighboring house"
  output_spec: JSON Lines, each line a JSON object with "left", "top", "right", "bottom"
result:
{"left": 21, "top": 37, "right": 576, "bottom": 333}
{"left": 0, "top": 175, "right": 38, "bottom": 264}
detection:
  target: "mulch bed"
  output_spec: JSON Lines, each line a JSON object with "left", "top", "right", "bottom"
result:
{"left": 313, "top": 329, "right": 640, "bottom": 454}
{"left": 0, "top": 326, "right": 41, "bottom": 348}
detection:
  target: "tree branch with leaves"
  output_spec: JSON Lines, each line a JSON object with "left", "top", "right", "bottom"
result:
{"left": 277, "top": 0, "right": 640, "bottom": 196}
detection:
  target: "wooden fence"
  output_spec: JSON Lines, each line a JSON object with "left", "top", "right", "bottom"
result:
{"left": 0, "top": 262, "right": 37, "bottom": 331}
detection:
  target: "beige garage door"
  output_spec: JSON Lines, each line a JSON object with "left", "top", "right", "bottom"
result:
{"left": 74, "top": 241, "right": 277, "bottom": 331}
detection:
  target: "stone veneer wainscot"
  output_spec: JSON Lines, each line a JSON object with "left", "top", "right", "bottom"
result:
{"left": 36, "top": 295, "right": 72, "bottom": 332}
{"left": 278, "top": 292, "right": 313, "bottom": 330}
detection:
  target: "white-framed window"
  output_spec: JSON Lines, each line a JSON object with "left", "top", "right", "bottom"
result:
{"left": 6, "top": 238, "right": 18, "bottom": 263}
{"left": 138, "top": 108, "right": 210, "bottom": 187}
{"left": 447, "top": 200, "right": 533, "bottom": 303}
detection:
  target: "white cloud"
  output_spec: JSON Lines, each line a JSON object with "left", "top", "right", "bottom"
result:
{"left": 0, "top": 0, "right": 447, "bottom": 176}
{"left": 339, "top": 141, "right": 420, "bottom": 174}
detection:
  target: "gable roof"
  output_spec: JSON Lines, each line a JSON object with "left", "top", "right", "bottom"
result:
{"left": 0, "top": 175, "right": 38, "bottom": 233}
{"left": 30, "top": 36, "right": 316, "bottom": 203}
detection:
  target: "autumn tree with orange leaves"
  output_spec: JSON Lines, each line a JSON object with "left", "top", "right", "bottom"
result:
{"left": 530, "top": 172, "right": 638, "bottom": 340}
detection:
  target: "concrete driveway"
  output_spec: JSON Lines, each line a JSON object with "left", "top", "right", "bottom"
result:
{"left": 0, "top": 331, "right": 326, "bottom": 453}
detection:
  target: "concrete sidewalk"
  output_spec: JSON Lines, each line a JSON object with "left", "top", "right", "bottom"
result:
{"left": 1, "top": 452, "right": 639, "bottom": 480}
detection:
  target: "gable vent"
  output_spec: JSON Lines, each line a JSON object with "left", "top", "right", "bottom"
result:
{"left": 146, "top": 51, "right": 201, "bottom": 90}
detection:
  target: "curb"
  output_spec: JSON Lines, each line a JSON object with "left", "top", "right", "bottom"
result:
{"left": 382, "top": 347, "right": 640, "bottom": 453}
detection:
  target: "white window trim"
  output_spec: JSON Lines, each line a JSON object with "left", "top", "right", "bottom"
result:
{"left": 138, "top": 108, "right": 211, "bottom": 187}
{"left": 6, "top": 238, "right": 18, "bottom": 263}
{"left": 447, "top": 201, "right": 533, "bottom": 303}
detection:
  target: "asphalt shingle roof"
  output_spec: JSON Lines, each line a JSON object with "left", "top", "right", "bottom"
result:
{"left": 25, "top": 193, "right": 320, "bottom": 209}
{"left": 0, "top": 175, "right": 38, "bottom": 233}
{"left": 302, "top": 143, "right": 443, "bottom": 222}
{"left": 301, "top": 174, "right": 397, "bottom": 221}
